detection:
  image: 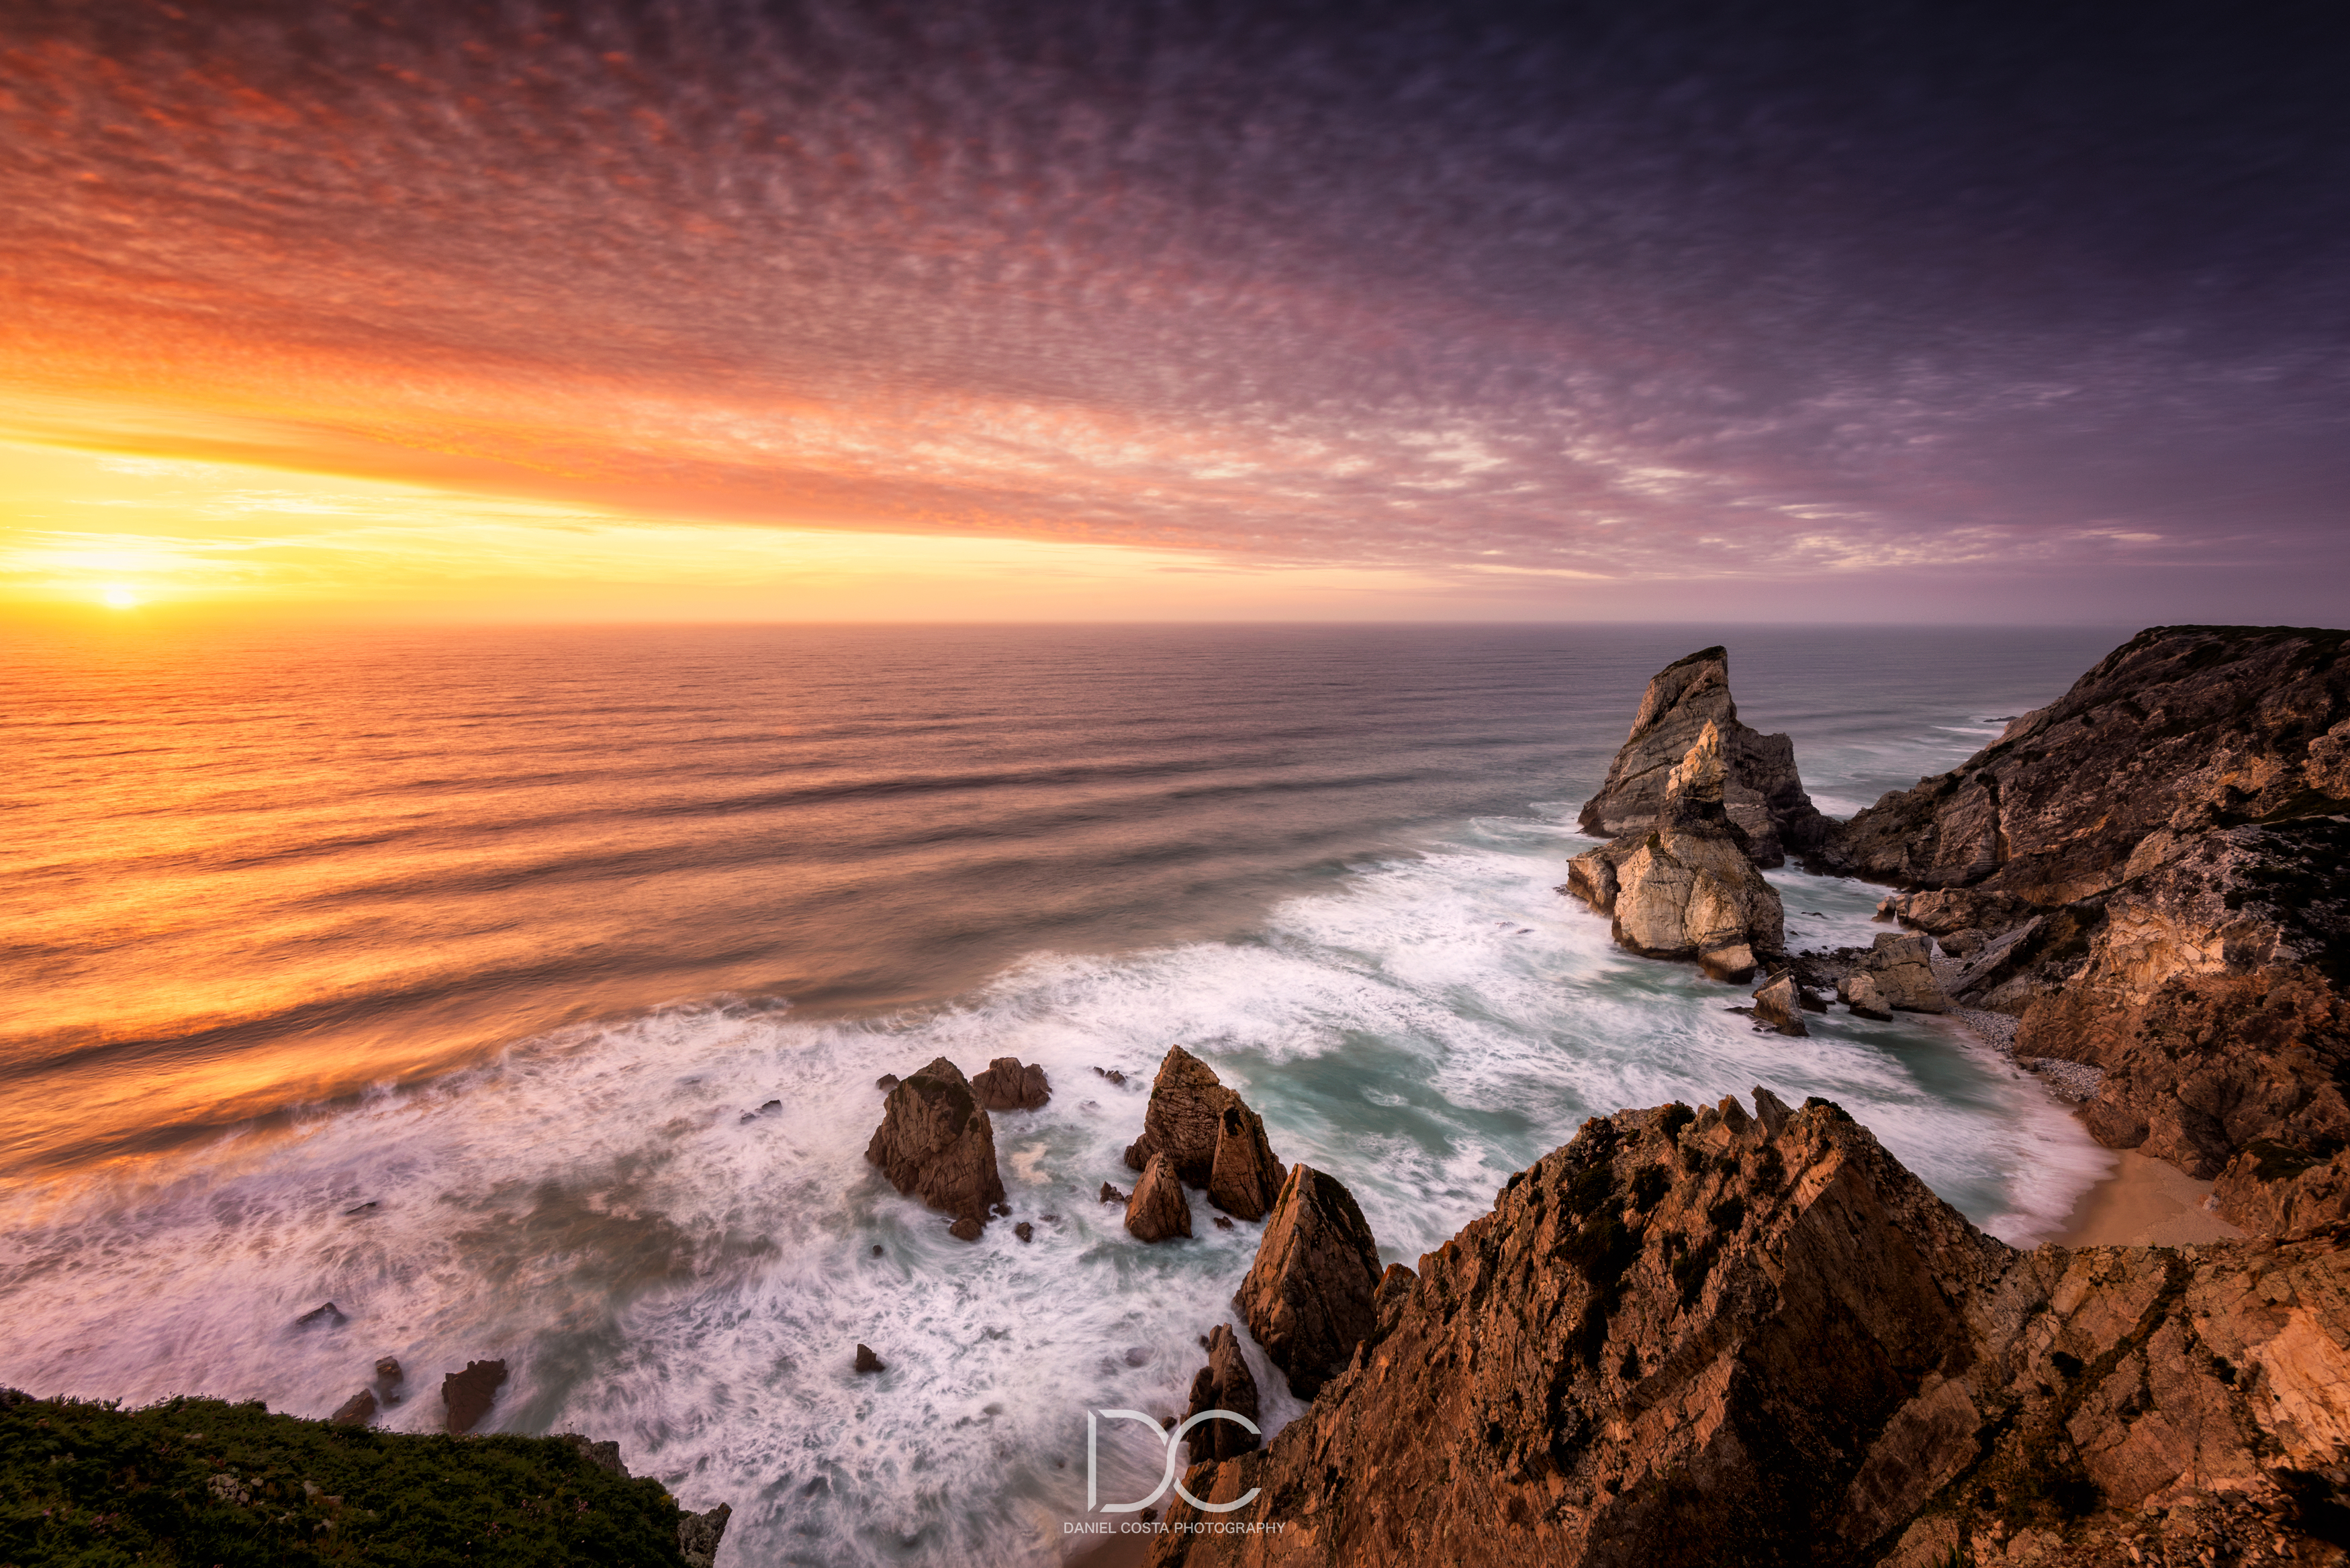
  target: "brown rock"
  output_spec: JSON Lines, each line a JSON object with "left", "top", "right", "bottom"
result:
{"left": 558, "top": 1433, "right": 626, "bottom": 1474}
{"left": 864, "top": 1056, "right": 1006, "bottom": 1235}
{"left": 1207, "top": 1101, "right": 1286, "bottom": 1221}
{"left": 1566, "top": 722, "right": 1786, "bottom": 981}
{"left": 1099, "top": 1181, "right": 1129, "bottom": 1206}
{"left": 1840, "top": 970, "right": 1894, "bottom": 1020}
{"left": 1182, "top": 1325, "right": 1262, "bottom": 1463}
{"left": 1123, "top": 1045, "right": 1237, "bottom": 1184}
{"left": 1855, "top": 932, "right": 1949, "bottom": 1013}
{"left": 1014, "top": 1220, "right": 1035, "bottom": 1242}
{"left": 1150, "top": 1096, "right": 2350, "bottom": 1568}
{"left": 1125, "top": 1153, "right": 1192, "bottom": 1242}
{"left": 1233, "top": 1164, "right": 1382, "bottom": 1399}
{"left": 441, "top": 1359, "right": 508, "bottom": 1435}
{"left": 373, "top": 1357, "right": 403, "bottom": 1387}
{"left": 329, "top": 1388, "right": 375, "bottom": 1426}
{"left": 970, "top": 1056, "right": 1051, "bottom": 1111}
{"left": 854, "top": 1343, "right": 885, "bottom": 1374}
{"left": 1751, "top": 971, "right": 1808, "bottom": 1036}
{"left": 1577, "top": 646, "right": 1830, "bottom": 867}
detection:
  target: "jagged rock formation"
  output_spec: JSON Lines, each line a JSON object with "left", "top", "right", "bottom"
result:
{"left": 863, "top": 1056, "right": 1007, "bottom": 1238}
{"left": 1840, "top": 970, "right": 1893, "bottom": 1020}
{"left": 1810, "top": 626, "right": 2350, "bottom": 1222}
{"left": 1182, "top": 1325, "right": 1263, "bottom": 1464}
{"left": 1127, "top": 1152, "right": 1194, "bottom": 1242}
{"left": 677, "top": 1502, "right": 733, "bottom": 1568}
{"left": 440, "top": 1360, "right": 507, "bottom": 1436}
{"left": 1125, "top": 1045, "right": 1288, "bottom": 1217}
{"left": 1566, "top": 722, "right": 1787, "bottom": 982}
{"left": 1232, "top": 1164, "right": 1383, "bottom": 1399}
{"left": 970, "top": 1055, "right": 1051, "bottom": 1111}
{"left": 1750, "top": 971, "right": 1807, "bottom": 1036}
{"left": 1152, "top": 1095, "right": 2350, "bottom": 1568}
{"left": 1577, "top": 646, "right": 1830, "bottom": 868}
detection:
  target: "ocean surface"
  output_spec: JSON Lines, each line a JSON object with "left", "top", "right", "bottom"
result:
{"left": 0, "top": 622, "right": 2128, "bottom": 1565}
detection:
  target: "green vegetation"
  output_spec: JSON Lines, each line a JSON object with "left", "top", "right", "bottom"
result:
{"left": 0, "top": 1391, "right": 690, "bottom": 1567}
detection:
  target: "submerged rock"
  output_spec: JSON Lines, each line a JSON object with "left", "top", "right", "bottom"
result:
{"left": 440, "top": 1359, "right": 507, "bottom": 1435}
{"left": 1125, "top": 1153, "right": 1192, "bottom": 1242}
{"left": 1233, "top": 1164, "right": 1382, "bottom": 1399}
{"left": 970, "top": 1056, "right": 1051, "bottom": 1112}
{"left": 1575, "top": 645, "right": 1829, "bottom": 867}
{"left": 1566, "top": 722, "right": 1787, "bottom": 982}
{"left": 293, "top": 1302, "right": 346, "bottom": 1330}
{"left": 1182, "top": 1325, "right": 1262, "bottom": 1464}
{"left": 864, "top": 1056, "right": 1006, "bottom": 1237}
{"left": 1153, "top": 1095, "right": 2350, "bottom": 1567}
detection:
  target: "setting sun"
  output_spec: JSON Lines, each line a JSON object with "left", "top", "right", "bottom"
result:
{"left": 100, "top": 585, "right": 138, "bottom": 609}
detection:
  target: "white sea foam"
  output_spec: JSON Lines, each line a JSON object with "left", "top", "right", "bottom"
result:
{"left": 0, "top": 818, "right": 2110, "bottom": 1566}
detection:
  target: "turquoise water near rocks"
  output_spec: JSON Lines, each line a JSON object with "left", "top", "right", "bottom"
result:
{"left": 0, "top": 623, "right": 2125, "bottom": 1565}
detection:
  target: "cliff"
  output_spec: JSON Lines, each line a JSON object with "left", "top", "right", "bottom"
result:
{"left": 1814, "top": 626, "right": 2350, "bottom": 1224}
{"left": 1578, "top": 647, "right": 1830, "bottom": 868}
{"left": 1151, "top": 1096, "right": 2350, "bottom": 1568}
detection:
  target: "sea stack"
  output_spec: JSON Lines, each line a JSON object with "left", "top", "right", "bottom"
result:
{"left": 1566, "top": 720, "right": 1787, "bottom": 982}
{"left": 864, "top": 1057, "right": 1008, "bottom": 1239}
{"left": 1125, "top": 1045, "right": 1288, "bottom": 1218}
{"left": 1577, "top": 646, "right": 1828, "bottom": 867}
{"left": 1232, "top": 1163, "right": 1383, "bottom": 1398}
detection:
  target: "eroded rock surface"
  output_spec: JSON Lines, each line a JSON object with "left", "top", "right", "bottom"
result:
{"left": 970, "top": 1055, "right": 1051, "bottom": 1111}
{"left": 1750, "top": 971, "right": 1807, "bottom": 1036}
{"left": 1566, "top": 721, "right": 1787, "bottom": 982}
{"left": 864, "top": 1056, "right": 1007, "bottom": 1236}
{"left": 1577, "top": 646, "right": 1829, "bottom": 867}
{"left": 1152, "top": 1096, "right": 2350, "bottom": 1568}
{"left": 1125, "top": 1046, "right": 1287, "bottom": 1216}
{"left": 1232, "top": 1164, "right": 1382, "bottom": 1398}
{"left": 441, "top": 1359, "right": 507, "bottom": 1436}
{"left": 1182, "top": 1324, "right": 1263, "bottom": 1464}
{"left": 1127, "top": 1152, "right": 1193, "bottom": 1242}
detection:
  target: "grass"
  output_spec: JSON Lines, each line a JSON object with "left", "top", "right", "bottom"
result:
{"left": 0, "top": 1390, "right": 691, "bottom": 1567}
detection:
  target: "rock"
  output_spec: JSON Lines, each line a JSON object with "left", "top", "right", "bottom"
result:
{"left": 1014, "top": 1221, "right": 1034, "bottom": 1242}
{"left": 1099, "top": 1182, "right": 1129, "bottom": 1205}
{"left": 1750, "top": 971, "right": 1808, "bottom": 1036}
{"left": 970, "top": 1056, "right": 1051, "bottom": 1111}
{"left": 1182, "top": 1325, "right": 1262, "bottom": 1464}
{"left": 1854, "top": 932, "right": 1949, "bottom": 1013}
{"left": 1093, "top": 1067, "right": 1128, "bottom": 1085}
{"left": 1576, "top": 646, "right": 1830, "bottom": 867}
{"left": 328, "top": 1388, "right": 375, "bottom": 1426}
{"left": 293, "top": 1302, "right": 346, "bottom": 1329}
{"left": 1233, "top": 1164, "right": 1382, "bottom": 1399}
{"left": 1125, "top": 1153, "right": 1192, "bottom": 1242}
{"left": 1123, "top": 1045, "right": 1238, "bottom": 1184}
{"left": 1935, "top": 927, "right": 1985, "bottom": 957}
{"left": 1213, "top": 1216, "right": 1233, "bottom": 1230}
{"left": 854, "top": 1343, "right": 885, "bottom": 1374}
{"left": 864, "top": 1056, "right": 1006, "bottom": 1235}
{"left": 440, "top": 1359, "right": 507, "bottom": 1435}
{"left": 947, "top": 1216, "right": 984, "bottom": 1241}
{"left": 876, "top": 1073, "right": 899, "bottom": 1091}
{"left": 678, "top": 1502, "right": 732, "bottom": 1568}
{"left": 557, "top": 1432, "right": 626, "bottom": 1473}
{"left": 1840, "top": 970, "right": 1894, "bottom": 1020}
{"left": 1150, "top": 1095, "right": 2350, "bottom": 1568}
{"left": 373, "top": 1357, "right": 403, "bottom": 1387}
{"left": 1207, "top": 1101, "right": 1286, "bottom": 1221}
{"left": 1565, "top": 722, "right": 1787, "bottom": 981}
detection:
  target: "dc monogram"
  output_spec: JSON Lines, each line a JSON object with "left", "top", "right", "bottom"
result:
{"left": 1086, "top": 1408, "right": 1263, "bottom": 1515}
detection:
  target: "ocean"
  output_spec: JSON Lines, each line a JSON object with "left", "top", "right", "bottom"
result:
{"left": 0, "top": 622, "right": 2126, "bottom": 1565}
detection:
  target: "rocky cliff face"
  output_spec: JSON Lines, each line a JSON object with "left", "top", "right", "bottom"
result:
{"left": 1151, "top": 1096, "right": 2350, "bottom": 1568}
{"left": 1567, "top": 721, "right": 1787, "bottom": 982}
{"left": 1578, "top": 647, "right": 1830, "bottom": 868}
{"left": 1813, "top": 626, "right": 2350, "bottom": 1224}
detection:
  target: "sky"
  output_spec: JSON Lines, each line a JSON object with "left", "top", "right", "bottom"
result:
{"left": 2, "top": 0, "right": 2345, "bottom": 624}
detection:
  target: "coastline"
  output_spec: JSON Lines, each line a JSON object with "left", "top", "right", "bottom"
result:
{"left": 1940, "top": 1001, "right": 2244, "bottom": 1249}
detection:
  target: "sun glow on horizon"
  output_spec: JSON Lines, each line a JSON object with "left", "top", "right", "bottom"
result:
{"left": 101, "top": 585, "right": 139, "bottom": 609}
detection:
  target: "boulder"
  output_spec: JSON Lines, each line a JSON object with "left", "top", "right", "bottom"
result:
{"left": 1840, "top": 971, "right": 1894, "bottom": 1020}
{"left": 1182, "top": 1325, "right": 1262, "bottom": 1464}
{"left": 1099, "top": 1181, "right": 1129, "bottom": 1206}
{"left": 1014, "top": 1220, "right": 1035, "bottom": 1243}
{"left": 1855, "top": 932, "right": 1948, "bottom": 1013}
{"left": 1125, "top": 1153, "right": 1192, "bottom": 1242}
{"left": 1207, "top": 1101, "right": 1286, "bottom": 1222}
{"left": 1750, "top": 971, "right": 1807, "bottom": 1036}
{"left": 970, "top": 1056, "right": 1051, "bottom": 1112}
{"left": 1566, "top": 722, "right": 1786, "bottom": 981}
{"left": 441, "top": 1359, "right": 507, "bottom": 1435}
{"left": 373, "top": 1357, "right": 403, "bottom": 1387}
{"left": 864, "top": 1056, "right": 1006, "bottom": 1236}
{"left": 678, "top": 1502, "right": 732, "bottom": 1568}
{"left": 1150, "top": 1096, "right": 2350, "bottom": 1568}
{"left": 1576, "top": 646, "right": 1830, "bottom": 867}
{"left": 329, "top": 1389, "right": 376, "bottom": 1426}
{"left": 854, "top": 1344, "right": 886, "bottom": 1374}
{"left": 1233, "top": 1164, "right": 1383, "bottom": 1398}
